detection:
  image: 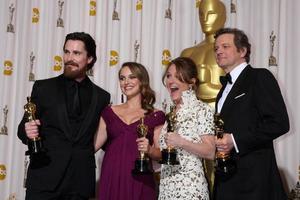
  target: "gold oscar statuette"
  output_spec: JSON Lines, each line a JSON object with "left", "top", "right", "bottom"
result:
{"left": 160, "top": 106, "right": 179, "bottom": 165}
{"left": 180, "top": 0, "right": 226, "bottom": 106}
{"left": 132, "top": 117, "right": 153, "bottom": 175}
{"left": 24, "top": 97, "right": 44, "bottom": 155}
{"left": 214, "top": 113, "right": 236, "bottom": 178}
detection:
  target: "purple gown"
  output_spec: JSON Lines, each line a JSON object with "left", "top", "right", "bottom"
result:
{"left": 99, "top": 106, "right": 165, "bottom": 200}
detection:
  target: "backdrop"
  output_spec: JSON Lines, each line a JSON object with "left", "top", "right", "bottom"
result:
{"left": 0, "top": 0, "right": 299, "bottom": 199}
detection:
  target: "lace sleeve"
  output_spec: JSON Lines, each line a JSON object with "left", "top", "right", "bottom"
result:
{"left": 197, "top": 103, "right": 214, "bottom": 136}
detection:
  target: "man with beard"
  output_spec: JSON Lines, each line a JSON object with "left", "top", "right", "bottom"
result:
{"left": 18, "top": 32, "right": 110, "bottom": 200}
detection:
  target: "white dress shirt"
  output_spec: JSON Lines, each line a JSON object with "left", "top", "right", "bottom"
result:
{"left": 217, "top": 62, "right": 248, "bottom": 153}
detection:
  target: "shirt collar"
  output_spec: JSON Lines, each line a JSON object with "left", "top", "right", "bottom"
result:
{"left": 63, "top": 75, "right": 91, "bottom": 88}
{"left": 229, "top": 62, "right": 248, "bottom": 84}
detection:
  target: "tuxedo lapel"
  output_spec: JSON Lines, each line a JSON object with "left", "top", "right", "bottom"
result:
{"left": 220, "top": 65, "right": 252, "bottom": 116}
{"left": 74, "top": 83, "right": 98, "bottom": 142}
{"left": 56, "top": 76, "right": 73, "bottom": 141}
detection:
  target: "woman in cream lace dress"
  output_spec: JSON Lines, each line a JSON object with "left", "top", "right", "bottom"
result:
{"left": 159, "top": 57, "right": 215, "bottom": 200}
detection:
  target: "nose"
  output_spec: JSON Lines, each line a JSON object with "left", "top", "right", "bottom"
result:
{"left": 121, "top": 77, "right": 130, "bottom": 85}
{"left": 203, "top": 13, "right": 208, "bottom": 22}
{"left": 69, "top": 53, "right": 76, "bottom": 61}
{"left": 124, "top": 78, "right": 129, "bottom": 84}
{"left": 166, "top": 76, "right": 174, "bottom": 85}
{"left": 215, "top": 47, "right": 223, "bottom": 55}
{"left": 64, "top": 53, "right": 70, "bottom": 62}
{"left": 64, "top": 52, "right": 75, "bottom": 62}
{"left": 201, "top": 10, "right": 210, "bottom": 22}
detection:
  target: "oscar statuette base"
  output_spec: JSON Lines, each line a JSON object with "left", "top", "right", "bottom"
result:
{"left": 26, "top": 136, "right": 45, "bottom": 155}
{"left": 132, "top": 158, "right": 153, "bottom": 175}
{"left": 215, "top": 156, "right": 237, "bottom": 180}
{"left": 159, "top": 148, "right": 179, "bottom": 165}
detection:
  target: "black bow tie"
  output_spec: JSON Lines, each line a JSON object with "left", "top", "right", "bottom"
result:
{"left": 220, "top": 73, "right": 232, "bottom": 86}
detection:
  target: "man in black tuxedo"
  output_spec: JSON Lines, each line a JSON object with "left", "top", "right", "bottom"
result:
{"left": 213, "top": 28, "right": 289, "bottom": 200}
{"left": 18, "top": 32, "right": 110, "bottom": 200}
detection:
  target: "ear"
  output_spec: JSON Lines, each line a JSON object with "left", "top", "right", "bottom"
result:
{"left": 240, "top": 47, "right": 247, "bottom": 58}
{"left": 87, "top": 56, "right": 93, "bottom": 64}
{"left": 190, "top": 78, "right": 196, "bottom": 85}
{"left": 189, "top": 78, "right": 196, "bottom": 89}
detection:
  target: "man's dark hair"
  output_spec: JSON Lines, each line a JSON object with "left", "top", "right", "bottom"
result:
{"left": 63, "top": 32, "right": 97, "bottom": 70}
{"left": 214, "top": 28, "right": 251, "bottom": 63}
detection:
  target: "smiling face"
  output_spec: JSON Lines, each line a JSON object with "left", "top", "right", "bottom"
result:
{"left": 165, "top": 64, "right": 190, "bottom": 105}
{"left": 63, "top": 40, "right": 93, "bottom": 82}
{"left": 214, "top": 33, "right": 246, "bottom": 73}
{"left": 119, "top": 66, "right": 142, "bottom": 100}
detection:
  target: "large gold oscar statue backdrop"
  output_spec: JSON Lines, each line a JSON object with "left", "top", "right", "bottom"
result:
{"left": 181, "top": 0, "right": 226, "bottom": 194}
{"left": 181, "top": 0, "right": 226, "bottom": 105}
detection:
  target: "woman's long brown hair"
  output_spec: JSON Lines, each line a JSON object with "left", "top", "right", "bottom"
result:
{"left": 119, "top": 62, "right": 156, "bottom": 114}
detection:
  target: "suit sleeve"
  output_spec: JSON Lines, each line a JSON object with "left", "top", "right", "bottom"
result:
{"left": 234, "top": 69, "right": 289, "bottom": 155}
{"left": 17, "top": 81, "right": 40, "bottom": 144}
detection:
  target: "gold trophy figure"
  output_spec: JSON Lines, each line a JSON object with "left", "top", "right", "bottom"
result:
{"left": 214, "top": 113, "right": 236, "bottom": 178}
{"left": 160, "top": 106, "right": 179, "bottom": 165}
{"left": 132, "top": 117, "right": 153, "bottom": 175}
{"left": 180, "top": 0, "right": 226, "bottom": 106}
{"left": 24, "top": 97, "right": 44, "bottom": 155}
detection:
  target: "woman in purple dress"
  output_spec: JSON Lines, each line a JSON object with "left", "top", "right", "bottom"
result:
{"left": 94, "top": 62, "right": 165, "bottom": 200}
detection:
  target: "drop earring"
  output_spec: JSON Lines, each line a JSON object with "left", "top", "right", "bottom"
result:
{"left": 121, "top": 94, "right": 124, "bottom": 103}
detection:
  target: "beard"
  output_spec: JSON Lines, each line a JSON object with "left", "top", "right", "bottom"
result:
{"left": 63, "top": 61, "right": 86, "bottom": 80}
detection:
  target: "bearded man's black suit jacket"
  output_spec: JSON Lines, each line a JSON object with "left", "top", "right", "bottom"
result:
{"left": 214, "top": 65, "right": 289, "bottom": 200}
{"left": 18, "top": 75, "right": 110, "bottom": 197}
